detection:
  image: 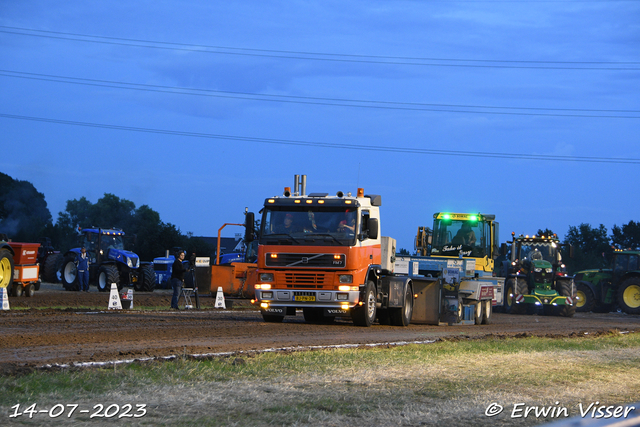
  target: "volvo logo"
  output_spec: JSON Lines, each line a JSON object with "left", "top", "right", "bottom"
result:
{"left": 302, "top": 257, "right": 308, "bottom": 263}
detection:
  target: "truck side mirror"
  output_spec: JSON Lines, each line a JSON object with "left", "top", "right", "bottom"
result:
{"left": 367, "top": 218, "right": 379, "bottom": 240}
{"left": 244, "top": 212, "right": 255, "bottom": 243}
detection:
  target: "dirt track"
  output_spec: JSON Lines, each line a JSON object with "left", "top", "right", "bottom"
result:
{"left": 1, "top": 283, "right": 639, "bottom": 370}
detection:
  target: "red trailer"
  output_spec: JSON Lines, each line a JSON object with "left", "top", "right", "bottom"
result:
{"left": 7, "top": 242, "right": 41, "bottom": 297}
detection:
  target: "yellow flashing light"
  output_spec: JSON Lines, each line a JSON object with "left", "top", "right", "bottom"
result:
{"left": 345, "top": 200, "right": 352, "bottom": 204}
{"left": 294, "top": 200, "right": 301, "bottom": 203}
{"left": 334, "top": 254, "right": 341, "bottom": 259}
{"left": 357, "top": 188, "right": 364, "bottom": 197}
{"left": 268, "top": 199, "right": 275, "bottom": 204}
{"left": 318, "top": 200, "right": 325, "bottom": 204}
{"left": 270, "top": 253, "right": 278, "bottom": 258}
{"left": 306, "top": 199, "right": 312, "bottom": 204}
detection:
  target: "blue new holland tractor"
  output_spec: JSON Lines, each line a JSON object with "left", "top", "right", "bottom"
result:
{"left": 60, "top": 228, "right": 156, "bottom": 292}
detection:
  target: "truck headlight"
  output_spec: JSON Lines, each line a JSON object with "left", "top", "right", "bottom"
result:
{"left": 339, "top": 274, "right": 353, "bottom": 284}
{"left": 260, "top": 273, "right": 274, "bottom": 282}
{"left": 337, "top": 293, "right": 349, "bottom": 300}
{"left": 262, "top": 291, "right": 273, "bottom": 299}
{"left": 255, "top": 284, "right": 271, "bottom": 290}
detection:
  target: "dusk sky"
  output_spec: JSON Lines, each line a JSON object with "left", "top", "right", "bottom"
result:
{"left": 1, "top": 1, "right": 639, "bottom": 252}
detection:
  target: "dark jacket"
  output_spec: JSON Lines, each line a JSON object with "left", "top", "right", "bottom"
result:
{"left": 171, "top": 258, "right": 187, "bottom": 281}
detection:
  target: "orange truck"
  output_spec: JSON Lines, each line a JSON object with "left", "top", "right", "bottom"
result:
{"left": 249, "top": 175, "right": 416, "bottom": 327}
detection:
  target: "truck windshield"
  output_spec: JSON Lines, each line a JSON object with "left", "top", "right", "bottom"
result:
{"left": 517, "top": 241, "right": 558, "bottom": 264}
{"left": 260, "top": 207, "right": 357, "bottom": 246}
{"left": 431, "top": 219, "right": 489, "bottom": 258}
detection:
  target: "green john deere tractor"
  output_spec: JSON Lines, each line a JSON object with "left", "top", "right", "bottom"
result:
{"left": 500, "top": 234, "right": 575, "bottom": 317}
{"left": 574, "top": 250, "right": 640, "bottom": 314}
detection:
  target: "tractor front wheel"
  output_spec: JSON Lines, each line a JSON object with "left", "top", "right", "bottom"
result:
{"left": 575, "top": 282, "right": 595, "bottom": 312}
{"left": 60, "top": 255, "right": 79, "bottom": 291}
{"left": 617, "top": 277, "right": 640, "bottom": 315}
{"left": 0, "top": 248, "right": 14, "bottom": 291}
{"left": 42, "top": 253, "right": 63, "bottom": 283}
{"left": 97, "top": 265, "right": 120, "bottom": 292}
{"left": 138, "top": 264, "right": 156, "bottom": 292}
{"left": 555, "top": 280, "right": 576, "bottom": 317}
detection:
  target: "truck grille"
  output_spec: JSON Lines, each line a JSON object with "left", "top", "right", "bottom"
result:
{"left": 266, "top": 253, "right": 345, "bottom": 268}
{"left": 276, "top": 272, "right": 332, "bottom": 289}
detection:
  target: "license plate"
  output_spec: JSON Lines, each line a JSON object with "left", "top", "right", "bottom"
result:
{"left": 294, "top": 296, "right": 316, "bottom": 302}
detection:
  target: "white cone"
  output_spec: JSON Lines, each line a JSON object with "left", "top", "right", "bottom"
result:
{"left": 214, "top": 286, "right": 226, "bottom": 309}
{"left": 108, "top": 283, "right": 122, "bottom": 310}
{"left": 1, "top": 287, "right": 9, "bottom": 311}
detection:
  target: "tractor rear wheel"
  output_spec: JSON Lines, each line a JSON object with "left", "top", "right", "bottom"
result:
{"left": 575, "top": 281, "right": 595, "bottom": 312}
{"left": 555, "top": 280, "right": 576, "bottom": 317}
{"left": 617, "top": 277, "right": 640, "bottom": 315}
{"left": 60, "top": 255, "right": 79, "bottom": 291}
{"left": 509, "top": 278, "right": 528, "bottom": 315}
{"left": 0, "top": 248, "right": 14, "bottom": 291}
{"left": 97, "top": 265, "right": 120, "bottom": 292}
{"left": 351, "top": 281, "right": 377, "bottom": 327}
{"left": 42, "top": 253, "right": 63, "bottom": 283}
{"left": 390, "top": 284, "right": 413, "bottom": 326}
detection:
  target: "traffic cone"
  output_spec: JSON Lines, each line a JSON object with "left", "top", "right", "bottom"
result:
{"left": 214, "top": 286, "right": 226, "bottom": 309}
{"left": 1, "top": 287, "right": 9, "bottom": 311}
{"left": 108, "top": 283, "right": 122, "bottom": 310}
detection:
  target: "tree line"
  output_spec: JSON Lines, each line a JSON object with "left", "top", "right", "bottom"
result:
{"left": 0, "top": 172, "right": 215, "bottom": 261}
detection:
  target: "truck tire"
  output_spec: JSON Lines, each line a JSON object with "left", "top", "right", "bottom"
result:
{"left": 97, "top": 265, "right": 120, "bottom": 292}
{"left": 617, "top": 277, "right": 640, "bottom": 315}
{"left": 509, "top": 278, "right": 528, "bottom": 315}
{"left": 351, "top": 281, "right": 377, "bottom": 327}
{"left": 136, "top": 265, "right": 156, "bottom": 292}
{"left": 390, "top": 284, "right": 413, "bottom": 327}
{"left": 482, "top": 299, "right": 492, "bottom": 324}
{"left": 60, "top": 255, "right": 79, "bottom": 291}
{"left": 42, "top": 253, "right": 63, "bottom": 283}
{"left": 25, "top": 283, "right": 36, "bottom": 297}
{"left": 575, "top": 281, "right": 595, "bottom": 312}
{"left": 555, "top": 280, "right": 576, "bottom": 317}
{"left": 0, "top": 248, "right": 14, "bottom": 290}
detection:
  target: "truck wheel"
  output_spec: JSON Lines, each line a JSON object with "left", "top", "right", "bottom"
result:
{"left": 97, "top": 265, "right": 120, "bottom": 292}
{"left": 0, "top": 248, "right": 14, "bottom": 290}
{"left": 575, "top": 281, "right": 595, "bottom": 312}
{"left": 137, "top": 265, "right": 156, "bottom": 292}
{"left": 351, "top": 281, "right": 376, "bottom": 327}
{"left": 25, "top": 283, "right": 36, "bottom": 297}
{"left": 555, "top": 280, "right": 576, "bottom": 317}
{"left": 472, "top": 301, "right": 483, "bottom": 325}
{"left": 390, "top": 284, "right": 413, "bottom": 326}
{"left": 482, "top": 299, "right": 492, "bottom": 324}
{"left": 43, "top": 253, "right": 63, "bottom": 283}
{"left": 261, "top": 313, "right": 285, "bottom": 323}
{"left": 60, "top": 255, "right": 79, "bottom": 291}
{"left": 503, "top": 279, "right": 515, "bottom": 313}
{"left": 617, "top": 277, "right": 640, "bottom": 315}
{"left": 509, "top": 278, "right": 527, "bottom": 315}
{"left": 13, "top": 283, "right": 24, "bottom": 297}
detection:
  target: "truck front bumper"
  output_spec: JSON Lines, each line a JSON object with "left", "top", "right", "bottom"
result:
{"left": 256, "top": 289, "right": 360, "bottom": 309}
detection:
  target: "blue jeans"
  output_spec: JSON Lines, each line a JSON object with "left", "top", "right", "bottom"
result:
{"left": 78, "top": 270, "right": 90, "bottom": 291}
{"left": 171, "top": 278, "right": 183, "bottom": 309}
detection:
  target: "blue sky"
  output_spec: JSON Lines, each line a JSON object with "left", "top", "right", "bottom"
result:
{"left": 1, "top": 0, "right": 639, "bottom": 251}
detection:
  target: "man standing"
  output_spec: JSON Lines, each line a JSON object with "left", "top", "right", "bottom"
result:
{"left": 77, "top": 247, "right": 90, "bottom": 292}
{"left": 171, "top": 251, "right": 187, "bottom": 310}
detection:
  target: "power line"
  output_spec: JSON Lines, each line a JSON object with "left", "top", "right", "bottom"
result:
{"left": 1, "top": 113, "right": 638, "bottom": 164}
{"left": 1, "top": 26, "right": 638, "bottom": 71}
{"left": 2, "top": 70, "right": 638, "bottom": 119}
